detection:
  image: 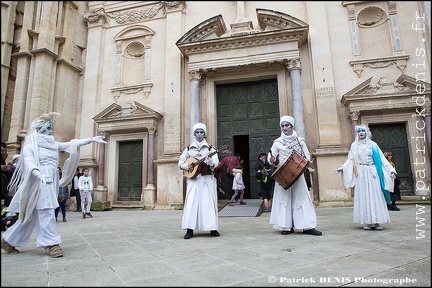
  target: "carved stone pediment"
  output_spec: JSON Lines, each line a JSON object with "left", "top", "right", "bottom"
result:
{"left": 341, "top": 74, "right": 431, "bottom": 113}
{"left": 93, "top": 101, "right": 163, "bottom": 133}
{"left": 176, "top": 9, "right": 308, "bottom": 71}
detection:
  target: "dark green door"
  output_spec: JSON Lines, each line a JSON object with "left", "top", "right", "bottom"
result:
{"left": 118, "top": 141, "right": 143, "bottom": 201}
{"left": 217, "top": 79, "right": 280, "bottom": 199}
{"left": 370, "top": 123, "right": 414, "bottom": 196}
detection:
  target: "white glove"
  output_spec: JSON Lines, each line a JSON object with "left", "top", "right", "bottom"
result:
{"left": 180, "top": 164, "right": 189, "bottom": 170}
{"left": 204, "top": 157, "right": 214, "bottom": 166}
{"left": 36, "top": 174, "right": 52, "bottom": 185}
{"left": 391, "top": 172, "right": 397, "bottom": 179}
{"left": 92, "top": 135, "right": 107, "bottom": 144}
{"left": 334, "top": 166, "right": 343, "bottom": 174}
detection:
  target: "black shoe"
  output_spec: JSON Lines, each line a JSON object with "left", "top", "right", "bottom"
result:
{"left": 184, "top": 229, "right": 193, "bottom": 239}
{"left": 303, "top": 228, "right": 322, "bottom": 236}
{"left": 210, "top": 230, "right": 220, "bottom": 237}
{"left": 388, "top": 204, "right": 400, "bottom": 211}
{"left": 281, "top": 228, "right": 294, "bottom": 235}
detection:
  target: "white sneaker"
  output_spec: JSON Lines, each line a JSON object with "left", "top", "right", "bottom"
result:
{"left": 374, "top": 224, "right": 383, "bottom": 230}
{"left": 363, "top": 224, "right": 374, "bottom": 230}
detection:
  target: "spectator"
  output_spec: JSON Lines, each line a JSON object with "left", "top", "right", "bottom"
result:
{"left": 55, "top": 167, "right": 70, "bottom": 222}
{"left": 384, "top": 151, "right": 401, "bottom": 211}
{"left": 214, "top": 149, "right": 240, "bottom": 201}
{"left": 78, "top": 167, "right": 94, "bottom": 219}
{"left": 5, "top": 154, "right": 20, "bottom": 207}
{"left": 229, "top": 165, "right": 246, "bottom": 206}
{"left": 255, "top": 153, "right": 272, "bottom": 199}
{"left": 70, "top": 168, "right": 82, "bottom": 212}
{"left": 255, "top": 165, "right": 273, "bottom": 212}
{"left": 1, "top": 142, "right": 10, "bottom": 204}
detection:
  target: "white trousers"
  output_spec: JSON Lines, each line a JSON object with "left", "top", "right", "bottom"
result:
{"left": 3, "top": 208, "right": 61, "bottom": 248}
{"left": 80, "top": 190, "right": 92, "bottom": 213}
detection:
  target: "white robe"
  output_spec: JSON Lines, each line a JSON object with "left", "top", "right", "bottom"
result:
{"left": 179, "top": 140, "right": 219, "bottom": 231}
{"left": 4, "top": 133, "right": 91, "bottom": 248}
{"left": 268, "top": 132, "right": 318, "bottom": 230}
{"left": 340, "top": 139, "right": 395, "bottom": 225}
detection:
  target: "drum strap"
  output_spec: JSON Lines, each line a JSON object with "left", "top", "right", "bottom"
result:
{"left": 296, "top": 137, "right": 306, "bottom": 157}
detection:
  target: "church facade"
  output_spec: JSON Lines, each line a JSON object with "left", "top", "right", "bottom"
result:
{"left": 1, "top": 1, "right": 430, "bottom": 209}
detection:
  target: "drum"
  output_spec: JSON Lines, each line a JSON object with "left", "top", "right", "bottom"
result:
{"left": 271, "top": 150, "right": 309, "bottom": 190}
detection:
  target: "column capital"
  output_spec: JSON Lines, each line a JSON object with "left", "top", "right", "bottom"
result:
{"left": 286, "top": 58, "right": 302, "bottom": 72}
{"left": 147, "top": 127, "right": 156, "bottom": 135}
{"left": 188, "top": 70, "right": 203, "bottom": 81}
{"left": 349, "top": 111, "right": 360, "bottom": 121}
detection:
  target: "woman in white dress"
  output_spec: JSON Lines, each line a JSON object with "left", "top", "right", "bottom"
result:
{"left": 336, "top": 124, "right": 396, "bottom": 230}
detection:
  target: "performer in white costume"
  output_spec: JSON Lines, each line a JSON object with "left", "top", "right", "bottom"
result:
{"left": 335, "top": 124, "right": 395, "bottom": 230}
{"left": 1, "top": 112, "right": 106, "bottom": 257}
{"left": 268, "top": 116, "right": 322, "bottom": 236}
{"left": 178, "top": 123, "right": 220, "bottom": 239}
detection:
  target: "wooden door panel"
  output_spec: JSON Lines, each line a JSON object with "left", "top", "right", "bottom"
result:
{"left": 370, "top": 123, "right": 414, "bottom": 196}
{"left": 217, "top": 79, "right": 280, "bottom": 198}
{"left": 118, "top": 141, "right": 143, "bottom": 201}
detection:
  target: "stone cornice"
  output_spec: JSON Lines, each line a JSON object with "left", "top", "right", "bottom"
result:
{"left": 349, "top": 54, "right": 410, "bottom": 77}
{"left": 178, "top": 29, "right": 306, "bottom": 57}
{"left": 176, "top": 9, "right": 308, "bottom": 57}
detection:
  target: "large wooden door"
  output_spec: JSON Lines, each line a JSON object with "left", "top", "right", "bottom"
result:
{"left": 217, "top": 79, "right": 280, "bottom": 198}
{"left": 118, "top": 141, "right": 143, "bottom": 201}
{"left": 370, "top": 123, "right": 414, "bottom": 196}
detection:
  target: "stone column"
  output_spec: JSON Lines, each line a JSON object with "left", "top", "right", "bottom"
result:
{"left": 287, "top": 59, "right": 306, "bottom": 138}
{"left": 350, "top": 111, "right": 360, "bottom": 141}
{"left": 143, "top": 127, "right": 156, "bottom": 206}
{"left": 147, "top": 127, "right": 156, "bottom": 185}
{"left": 1, "top": 1, "right": 17, "bottom": 126}
{"left": 189, "top": 70, "right": 202, "bottom": 139}
{"left": 97, "top": 142, "right": 105, "bottom": 187}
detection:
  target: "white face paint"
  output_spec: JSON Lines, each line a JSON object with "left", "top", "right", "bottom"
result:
{"left": 357, "top": 128, "right": 367, "bottom": 140}
{"left": 194, "top": 129, "right": 205, "bottom": 142}
{"left": 38, "top": 121, "right": 53, "bottom": 135}
{"left": 280, "top": 121, "right": 293, "bottom": 136}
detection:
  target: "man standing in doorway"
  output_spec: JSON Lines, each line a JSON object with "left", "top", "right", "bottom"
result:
{"left": 215, "top": 149, "right": 240, "bottom": 201}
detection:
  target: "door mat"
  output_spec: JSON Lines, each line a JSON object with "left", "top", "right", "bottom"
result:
{"left": 218, "top": 199, "right": 263, "bottom": 217}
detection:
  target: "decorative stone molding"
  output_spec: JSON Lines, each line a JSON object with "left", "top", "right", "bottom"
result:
{"left": 93, "top": 101, "right": 163, "bottom": 133}
{"left": 343, "top": 1, "right": 406, "bottom": 75}
{"left": 177, "top": 9, "right": 308, "bottom": 56}
{"left": 84, "top": 8, "right": 108, "bottom": 25}
{"left": 349, "top": 54, "right": 409, "bottom": 77}
{"left": 111, "top": 83, "right": 153, "bottom": 100}
{"left": 106, "top": 1, "right": 186, "bottom": 24}
{"left": 125, "top": 41, "right": 145, "bottom": 58}
{"left": 341, "top": 74, "right": 431, "bottom": 115}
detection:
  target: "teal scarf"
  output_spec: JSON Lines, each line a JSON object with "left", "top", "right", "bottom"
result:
{"left": 372, "top": 144, "right": 391, "bottom": 204}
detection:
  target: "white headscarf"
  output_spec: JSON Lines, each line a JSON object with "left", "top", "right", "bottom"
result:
{"left": 354, "top": 124, "right": 371, "bottom": 142}
{"left": 192, "top": 122, "right": 207, "bottom": 137}
{"left": 280, "top": 115, "right": 295, "bottom": 127}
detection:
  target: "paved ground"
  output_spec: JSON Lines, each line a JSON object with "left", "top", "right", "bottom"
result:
{"left": 1, "top": 204, "right": 430, "bottom": 287}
